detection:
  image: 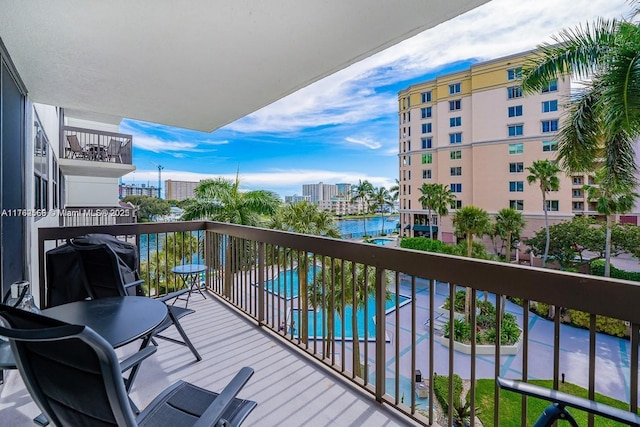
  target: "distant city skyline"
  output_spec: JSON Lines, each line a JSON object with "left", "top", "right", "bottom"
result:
{"left": 120, "top": 0, "right": 629, "bottom": 199}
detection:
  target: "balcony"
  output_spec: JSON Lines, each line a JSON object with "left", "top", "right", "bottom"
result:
{"left": 58, "top": 126, "right": 135, "bottom": 178}
{"left": 4, "top": 221, "right": 640, "bottom": 426}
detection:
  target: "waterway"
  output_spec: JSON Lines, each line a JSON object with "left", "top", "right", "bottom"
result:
{"left": 336, "top": 215, "right": 399, "bottom": 239}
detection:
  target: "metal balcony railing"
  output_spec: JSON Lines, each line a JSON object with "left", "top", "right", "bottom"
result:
{"left": 37, "top": 221, "right": 640, "bottom": 426}
{"left": 60, "top": 126, "right": 133, "bottom": 164}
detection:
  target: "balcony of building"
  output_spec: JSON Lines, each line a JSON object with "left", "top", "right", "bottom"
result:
{"left": 58, "top": 126, "right": 135, "bottom": 178}
{"left": 1, "top": 221, "right": 638, "bottom": 426}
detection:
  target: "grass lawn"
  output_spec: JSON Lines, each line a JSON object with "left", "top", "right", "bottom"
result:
{"left": 475, "top": 379, "right": 632, "bottom": 426}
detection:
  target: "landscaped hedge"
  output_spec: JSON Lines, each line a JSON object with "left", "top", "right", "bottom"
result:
{"left": 433, "top": 373, "right": 463, "bottom": 414}
{"left": 570, "top": 311, "right": 628, "bottom": 337}
{"left": 590, "top": 259, "right": 640, "bottom": 282}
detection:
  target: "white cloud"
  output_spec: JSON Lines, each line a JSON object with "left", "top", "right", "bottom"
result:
{"left": 224, "top": 0, "right": 629, "bottom": 134}
{"left": 344, "top": 137, "right": 382, "bottom": 149}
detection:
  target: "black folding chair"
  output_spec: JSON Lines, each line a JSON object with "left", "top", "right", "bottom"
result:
{"left": 0, "top": 304, "right": 256, "bottom": 427}
{"left": 68, "top": 240, "right": 202, "bottom": 362}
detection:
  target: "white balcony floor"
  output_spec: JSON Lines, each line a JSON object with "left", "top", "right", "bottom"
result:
{"left": 0, "top": 292, "right": 420, "bottom": 426}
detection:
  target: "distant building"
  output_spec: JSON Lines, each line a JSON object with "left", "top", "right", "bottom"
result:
{"left": 302, "top": 182, "right": 339, "bottom": 204}
{"left": 165, "top": 179, "right": 199, "bottom": 201}
{"left": 284, "top": 194, "right": 311, "bottom": 205}
{"left": 336, "top": 183, "right": 352, "bottom": 199}
{"left": 119, "top": 183, "right": 159, "bottom": 198}
{"left": 318, "top": 197, "right": 362, "bottom": 216}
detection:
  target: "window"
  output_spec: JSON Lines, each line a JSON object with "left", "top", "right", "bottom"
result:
{"left": 572, "top": 177, "right": 583, "bottom": 185}
{"left": 402, "top": 156, "right": 407, "bottom": 166}
{"left": 542, "top": 79, "right": 558, "bottom": 93}
{"left": 421, "top": 137, "right": 432, "bottom": 149}
{"left": 546, "top": 200, "right": 559, "bottom": 211}
{"left": 407, "top": 156, "right": 411, "bottom": 165}
{"left": 450, "top": 116, "right": 462, "bottom": 127}
{"left": 421, "top": 107, "right": 432, "bottom": 119}
{"left": 542, "top": 140, "right": 558, "bottom": 152}
{"left": 542, "top": 120, "right": 559, "bottom": 133}
{"left": 422, "top": 153, "right": 432, "bottom": 164}
{"left": 407, "top": 140, "right": 411, "bottom": 151}
{"left": 422, "top": 169, "right": 432, "bottom": 179}
{"left": 507, "top": 67, "right": 522, "bottom": 80}
{"left": 449, "top": 133, "right": 462, "bottom": 144}
{"left": 542, "top": 100, "right": 558, "bottom": 112}
{"left": 450, "top": 150, "right": 462, "bottom": 160}
{"left": 451, "top": 183, "right": 462, "bottom": 193}
{"left": 449, "top": 99, "right": 462, "bottom": 111}
{"left": 421, "top": 123, "right": 432, "bottom": 134}
{"left": 573, "top": 202, "right": 584, "bottom": 210}
{"left": 421, "top": 91, "right": 432, "bottom": 103}
{"left": 509, "top": 181, "right": 524, "bottom": 192}
{"left": 509, "top": 162, "right": 524, "bottom": 173}
{"left": 407, "top": 96, "right": 411, "bottom": 108}
{"left": 407, "top": 111, "right": 411, "bottom": 122}
{"left": 449, "top": 83, "right": 461, "bottom": 94}
{"left": 509, "top": 143, "right": 524, "bottom": 154}
{"left": 572, "top": 189, "right": 583, "bottom": 197}
{"left": 450, "top": 166, "right": 462, "bottom": 176}
{"left": 507, "top": 86, "right": 523, "bottom": 99}
{"left": 408, "top": 171, "right": 411, "bottom": 180}
{"left": 508, "top": 105, "right": 523, "bottom": 117}
{"left": 451, "top": 200, "right": 463, "bottom": 209}
{"left": 508, "top": 124, "right": 524, "bottom": 137}
{"left": 34, "top": 117, "right": 49, "bottom": 213}
{"left": 51, "top": 156, "right": 59, "bottom": 209}
{"left": 509, "top": 200, "right": 524, "bottom": 211}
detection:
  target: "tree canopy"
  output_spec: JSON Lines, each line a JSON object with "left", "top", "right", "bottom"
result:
{"left": 122, "top": 195, "right": 171, "bottom": 222}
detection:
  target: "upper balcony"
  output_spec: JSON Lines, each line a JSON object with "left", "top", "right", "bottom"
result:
{"left": 3, "top": 221, "right": 640, "bottom": 426}
{"left": 58, "top": 126, "right": 135, "bottom": 178}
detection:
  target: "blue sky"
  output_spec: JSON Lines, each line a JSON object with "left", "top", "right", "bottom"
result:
{"left": 120, "top": 0, "right": 630, "bottom": 199}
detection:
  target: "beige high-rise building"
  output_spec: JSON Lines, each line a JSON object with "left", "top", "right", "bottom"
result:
{"left": 165, "top": 180, "right": 200, "bottom": 201}
{"left": 398, "top": 50, "right": 582, "bottom": 244}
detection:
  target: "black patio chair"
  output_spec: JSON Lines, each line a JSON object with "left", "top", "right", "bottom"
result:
{"left": 0, "top": 304, "right": 256, "bottom": 427}
{"left": 68, "top": 240, "right": 202, "bottom": 362}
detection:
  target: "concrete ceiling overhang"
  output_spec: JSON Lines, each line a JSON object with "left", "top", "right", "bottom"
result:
{"left": 0, "top": 0, "right": 488, "bottom": 132}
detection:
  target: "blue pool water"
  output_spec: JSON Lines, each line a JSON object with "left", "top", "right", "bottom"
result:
{"left": 263, "top": 267, "right": 316, "bottom": 299}
{"left": 292, "top": 293, "right": 411, "bottom": 341}
{"left": 370, "top": 238, "right": 394, "bottom": 246}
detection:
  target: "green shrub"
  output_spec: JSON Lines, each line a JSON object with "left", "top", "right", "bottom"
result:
{"left": 443, "top": 290, "right": 466, "bottom": 312}
{"left": 443, "top": 318, "right": 472, "bottom": 343}
{"left": 570, "top": 310, "right": 628, "bottom": 337}
{"left": 531, "top": 302, "right": 549, "bottom": 318}
{"left": 591, "top": 259, "right": 640, "bottom": 282}
{"left": 400, "top": 237, "right": 446, "bottom": 252}
{"left": 433, "top": 373, "right": 463, "bottom": 414}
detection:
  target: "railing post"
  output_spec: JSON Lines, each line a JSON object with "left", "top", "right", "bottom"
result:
{"left": 375, "top": 267, "right": 386, "bottom": 403}
{"left": 258, "top": 242, "right": 265, "bottom": 324}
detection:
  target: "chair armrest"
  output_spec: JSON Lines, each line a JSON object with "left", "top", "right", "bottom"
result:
{"left": 123, "top": 279, "right": 145, "bottom": 290}
{"left": 157, "top": 288, "right": 190, "bottom": 303}
{"left": 119, "top": 346, "right": 157, "bottom": 373}
{"left": 497, "top": 377, "right": 640, "bottom": 426}
{"left": 192, "top": 367, "right": 254, "bottom": 427}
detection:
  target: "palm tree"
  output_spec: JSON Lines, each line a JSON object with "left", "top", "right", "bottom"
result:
{"left": 452, "top": 206, "right": 491, "bottom": 320}
{"left": 309, "top": 260, "right": 388, "bottom": 378}
{"left": 584, "top": 168, "right": 638, "bottom": 277}
{"left": 269, "top": 201, "right": 341, "bottom": 344}
{"left": 520, "top": 4, "right": 640, "bottom": 189}
{"left": 495, "top": 208, "right": 526, "bottom": 261}
{"left": 389, "top": 178, "right": 400, "bottom": 201}
{"left": 351, "top": 180, "right": 374, "bottom": 236}
{"left": 182, "top": 174, "right": 281, "bottom": 297}
{"left": 419, "top": 183, "right": 456, "bottom": 240}
{"left": 526, "top": 160, "right": 561, "bottom": 267}
{"left": 495, "top": 208, "right": 526, "bottom": 320}
{"left": 181, "top": 174, "right": 281, "bottom": 224}
{"left": 370, "top": 186, "right": 394, "bottom": 235}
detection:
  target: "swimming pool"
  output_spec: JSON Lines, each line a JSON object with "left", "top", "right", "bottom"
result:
{"left": 263, "top": 267, "right": 316, "bottom": 299}
{"left": 292, "top": 293, "right": 411, "bottom": 341}
{"left": 370, "top": 238, "right": 395, "bottom": 246}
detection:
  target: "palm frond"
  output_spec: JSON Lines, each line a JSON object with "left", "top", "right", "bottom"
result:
{"left": 521, "top": 18, "right": 619, "bottom": 93}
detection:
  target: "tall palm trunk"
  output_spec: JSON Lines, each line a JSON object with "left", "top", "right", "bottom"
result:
{"left": 428, "top": 207, "right": 434, "bottom": 239}
{"left": 542, "top": 191, "right": 550, "bottom": 268}
{"left": 604, "top": 214, "right": 612, "bottom": 277}
{"left": 299, "top": 255, "right": 309, "bottom": 345}
{"left": 353, "top": 320, "right": 362, "bottom": 378}
{"left": 465, "top": 234, "right": 473, "bottom": 321}
{"left": 500, "top": 230, "right": 512, "bottom": 322}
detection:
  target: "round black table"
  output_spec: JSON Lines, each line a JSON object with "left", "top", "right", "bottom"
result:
{"left": 171, "top": 264, "right": 208, "bottom": 307}
{"left": 42, "top": 296, "right": 168, "bottom": 348}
